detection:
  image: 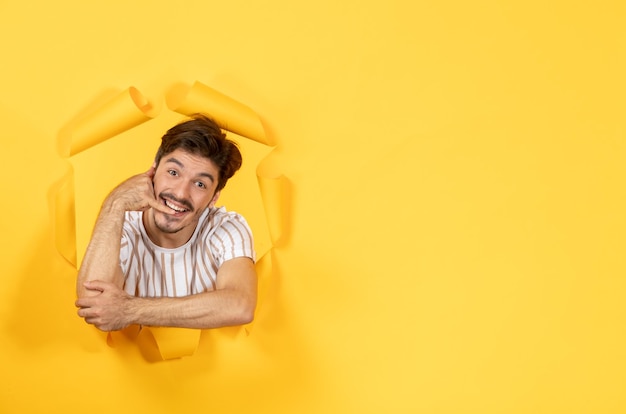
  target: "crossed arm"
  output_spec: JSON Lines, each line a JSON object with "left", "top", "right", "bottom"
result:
{"left": 75, "top": 166, "right": 257, "bottom": 332}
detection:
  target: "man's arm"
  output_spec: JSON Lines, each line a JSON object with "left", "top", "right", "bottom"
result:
{"left": 76, "top": 165, "right": 171, "bottom": 298}
{"left": 75, "top": 200, "right": 125, "bottom": 298}
{"left": 76, "top": 256, "right": 257, "bottom": 331}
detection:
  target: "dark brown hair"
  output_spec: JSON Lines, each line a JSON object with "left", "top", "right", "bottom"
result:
{"left": 155, "top": 114, "right": 242, "bottom": 191}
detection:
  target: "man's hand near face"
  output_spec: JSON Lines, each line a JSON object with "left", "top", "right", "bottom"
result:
{"left": 75, "top": 165, "right": 171, "bottom": 300}
{"left": 106, "top": 165, "right": 172, "bottom": 215}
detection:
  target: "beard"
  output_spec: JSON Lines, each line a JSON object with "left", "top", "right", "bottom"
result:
{"left": 152, "top": 204, "right": 206, "bottom": 235}
{"left": 154, "top": 215, "right": 185, "bottom": 234}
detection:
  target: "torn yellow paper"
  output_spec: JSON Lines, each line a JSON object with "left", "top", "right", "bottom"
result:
{"left": 59, "top": 87, "right": 158, "bottom": 157}
{"left": 136, "top": 327, "right": 201, "bottom": 361}
{"left": 244, "top": 248, "right": 273, "bottom": 334}
{"left": 258, "top": 174, "right": 290, "bottom": 247}
{"left": 49, "top": 165, "right": 76, "bottom": 266}
{"left": 167, "top": 81, "right": 271, "bottom": 146}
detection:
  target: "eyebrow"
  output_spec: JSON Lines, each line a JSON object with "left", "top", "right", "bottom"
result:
{"left": 165, "top": 157, "right": 215, "bottom": 183}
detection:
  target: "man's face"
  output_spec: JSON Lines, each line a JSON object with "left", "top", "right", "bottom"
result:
{"left": 150, "top": 149, "right": 220, "bottom": 242}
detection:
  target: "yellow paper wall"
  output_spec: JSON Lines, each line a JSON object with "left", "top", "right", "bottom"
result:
{"left": 1, "top": 1, "right": 625, "bottom": 413}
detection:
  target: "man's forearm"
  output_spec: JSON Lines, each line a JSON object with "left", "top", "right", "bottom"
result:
{"left": 76, "top": 200, "right": 126, "bottom": 298}
{"left": 76, "top": 257, "right": 257, "bottom": 331}
{"left": 124, "top": 289, "right": 256, "bottom": 329}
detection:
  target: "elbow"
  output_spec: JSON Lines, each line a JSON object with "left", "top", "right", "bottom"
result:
{"left": 233, "top": 295, "right": 256, "bottom": 325}
{"left": 238, "top": 312, "right": 254, "bottom": 326}
{"left": 238, "top": 301, "right": 256, "bottom": 325}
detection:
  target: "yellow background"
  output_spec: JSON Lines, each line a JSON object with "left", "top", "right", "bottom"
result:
{"left": 1, "top": 1, "right": 625, "bottom": 412}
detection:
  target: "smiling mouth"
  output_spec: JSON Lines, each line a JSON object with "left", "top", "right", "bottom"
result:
{"left": 163, "top": 198, "right": 191, "bottom": 214}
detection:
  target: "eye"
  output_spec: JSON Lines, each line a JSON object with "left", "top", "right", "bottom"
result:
{"left": 167, "top": 169, "right": 178, "bottom": 176}
{"left": 195, "top": 181, "right": 206, "bottom": 189}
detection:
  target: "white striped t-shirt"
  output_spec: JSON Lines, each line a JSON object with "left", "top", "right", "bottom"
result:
{"left": 119, "top": 207, "right": 255, "bottom": 298}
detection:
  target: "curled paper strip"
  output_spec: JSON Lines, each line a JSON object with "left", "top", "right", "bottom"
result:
{"left": 245, "top": 248, "right": 273, "bottom": 334}
{"left": 167, "top": 81, "right": 271, "bottom": 146}
{"left": 58, "top": 87, "right": 157, "bottom": 157}
{"left": 50, "top": 166, "right": 76, "bottom": 266}
{"left": 258, "top": 174, "right": 290, "bottom": 247}
{"left": 56, "top": 81, "right": 286, "bottom": 360}
{"left": 55, "top": 87, "right": 160, "bottom": 269}
{"left": 136, "top": 327, "right": 201, "bottom": 361}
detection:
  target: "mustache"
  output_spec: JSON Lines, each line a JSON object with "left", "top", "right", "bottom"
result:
{"left": 159, "top": 193, "right": 194, "bottom": 212}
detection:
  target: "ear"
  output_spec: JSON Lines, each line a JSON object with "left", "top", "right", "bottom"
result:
{"left": 209, "top": 190, "right": 221, "bottom": 208}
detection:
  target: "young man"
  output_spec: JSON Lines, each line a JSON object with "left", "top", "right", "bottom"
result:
{"left": 75, "top": 114, "right": 257, "bottom": 332}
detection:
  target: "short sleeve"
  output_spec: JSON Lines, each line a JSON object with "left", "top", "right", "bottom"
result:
{"left": 207, "top": 212, "right": 256, "bottom": 266}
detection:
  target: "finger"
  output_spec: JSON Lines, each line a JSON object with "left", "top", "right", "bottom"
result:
{"left": 75, "top": 295, "right": 100, "bottom": 307}
{"left": 83, "top": 280, "right": 109, "bottom": 291}
{"left": 84, "top": 316, "right": 99, "bottom": 326}
{"left": 82, "top": 284, "right": 104, "bottom": 293}
{"left": 149, "top": 198, "right": 173, "bottom": 215}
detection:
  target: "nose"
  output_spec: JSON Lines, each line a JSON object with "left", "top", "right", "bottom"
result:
{"left": 171, "top": 181, "right": 191, "bottom": 202}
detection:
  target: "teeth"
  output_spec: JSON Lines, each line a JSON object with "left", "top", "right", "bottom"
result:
{"left": 165, "top": 199, "right": 187, "bottom": 212}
